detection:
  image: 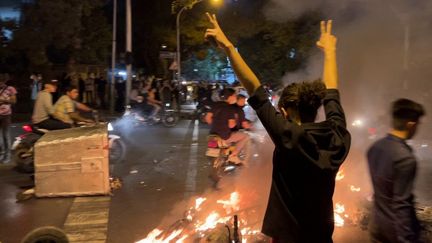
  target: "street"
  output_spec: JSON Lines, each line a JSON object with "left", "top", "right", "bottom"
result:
{"left": 0, "top": 118, "right": 431, "bottom": 243}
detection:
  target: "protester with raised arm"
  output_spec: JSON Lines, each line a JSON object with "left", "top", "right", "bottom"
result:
{"left": 205, "top": 14, "right": 351, "bottom": 242}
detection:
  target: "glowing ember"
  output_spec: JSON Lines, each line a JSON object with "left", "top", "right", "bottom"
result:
{"left": 334, "top": 203, "right": 345, "bottom": 214}
{"left": 175, "top": 235, "right": 188, "bottom": 243}
{"left": 136, "top": 229, "right": 163, "bottom": 243}
{"left": 217, "top": 192, "right": 240, "bottom": 214}
{"left": 334, "top": 213, "right": 345, "bottom": 227}
{"left": 334, "top": 203, "right": 346, "bottom": 227}
{"left": 195, "top": 197, "right": 206, "bottom": 210}
{"left": 350, "top": 185, "right": 361, "bottom": 192}
{"left": 195, "top": 212, "right": 230, "bottom": 231}
{"left": 336, "top": 169, "right": 345, "bottom": 181}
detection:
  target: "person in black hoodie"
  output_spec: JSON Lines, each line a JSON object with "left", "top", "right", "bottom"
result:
{"left": 205, "top": 14, "right": 351, "bottom": 242}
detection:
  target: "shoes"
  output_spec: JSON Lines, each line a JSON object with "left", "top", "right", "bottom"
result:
{"left": 228, "top": 155, "right": 242, "bottom": 165}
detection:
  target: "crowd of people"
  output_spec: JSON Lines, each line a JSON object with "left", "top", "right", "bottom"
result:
{"left": 0, "top": 11, "right": 428, "bottom": 243}
{"left": 205, "top": 12, "right": 427, "bottom": 243}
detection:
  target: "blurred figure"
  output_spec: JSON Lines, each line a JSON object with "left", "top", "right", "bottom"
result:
{"left": 84, "top": 73, "right": 95, "bottom": 105}
{"left": 205, "top": 88, "right": 249, "bottom": 165}
{"left": 30, "top": 72, "right": 41, "bottom": 107}
{"left": 32, "top": 80, "right": 71, "bottom": 130}
{"left": 95, "top": 75, "right": 107, "bottom": 109}
{"left": 231, "top": 94, "right": 251, "bottom": 131}
{"left": 115, "top": 78, "right": 126, "bottom": 112}
{"left": 367, "top": 99, "right": 425, "bottom": 243}
{"left": 0, "top": 75, "right": 17, "bottom": 163}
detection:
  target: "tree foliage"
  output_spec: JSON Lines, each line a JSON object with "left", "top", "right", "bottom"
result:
{"left": 167, "top": 0, "right": 321, "bottom": 85}
{"left": 9, "top": 0, "right": 111, "bottom": 70}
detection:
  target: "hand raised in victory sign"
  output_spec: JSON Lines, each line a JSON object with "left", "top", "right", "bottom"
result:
{"left": 316, "top": 20, "right": 337, "bottom": 53}
{"left": 204, "top": 12, "right": 233, "bottom": 50}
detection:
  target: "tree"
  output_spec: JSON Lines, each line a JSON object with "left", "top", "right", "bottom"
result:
{"left": 9, "top": 0, "right": 111, "bottom": 70}
{"left": 168, "top": 0, "right": 321, "bottom": 85}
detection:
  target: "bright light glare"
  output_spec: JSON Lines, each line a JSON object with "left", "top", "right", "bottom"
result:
{"left": 108, "top": 122, "right": 114, "bottom": 131}
{"left": 352, "top": 119, "right": 363, "bottom": 127}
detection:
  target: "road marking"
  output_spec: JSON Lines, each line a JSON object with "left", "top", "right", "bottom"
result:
{"left": 63, "top": 196, "right": 110, "bottom": 243}
{"left": 184, "top": 120, "right": 199, "bottom": 198}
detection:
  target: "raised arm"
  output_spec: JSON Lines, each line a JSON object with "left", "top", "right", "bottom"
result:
{"left": 316, "top": 20, "right": 338, "bottom": 89}
{"left": 204, "top": 13, "right": 260, "bottom": 95}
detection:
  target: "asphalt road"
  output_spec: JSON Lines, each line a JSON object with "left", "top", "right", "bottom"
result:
{"left": 0, "top": 118, "right": 431, "bottom": 243}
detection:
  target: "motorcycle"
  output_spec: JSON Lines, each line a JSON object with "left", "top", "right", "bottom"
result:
{"left": 124, "top": 101, "right": 179, "bottom": 127}
{"left": 12, "top": 117, "right": 126, "bottom": 174}
{"left": 206, "top": 135, "right": 237, "bottom": 186}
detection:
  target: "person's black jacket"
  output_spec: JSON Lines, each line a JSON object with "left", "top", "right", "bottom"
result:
{"left": 248, "top": 86, "right": 351, "bottom": 242}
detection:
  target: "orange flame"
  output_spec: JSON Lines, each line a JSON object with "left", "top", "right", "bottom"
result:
{"left": 336, "top": 169, "right": 345, "bottom": 181}
{"left": 216, "top": 192, "right": 240, "bottom": 214}
{"left": 350, "top": 185, "right": 361, "bottom": 192}
{"left": 334, "top": 203, "right": 345, "bottom": 227}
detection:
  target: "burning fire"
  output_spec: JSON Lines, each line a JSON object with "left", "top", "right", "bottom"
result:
{"left": 336, "top": 169, "right": 345, "bottom": 181}
{"left": 333, "top": 167, "right": 363, "bottom": 227}
{"left": 137, "top": 191, "right": 261, "bottom": 242}
{"left": 139, "top": 164, "right": 367, "bottom": 242}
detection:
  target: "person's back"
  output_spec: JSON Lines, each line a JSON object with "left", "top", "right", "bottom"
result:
{"left": 250, "top": 84, "right": 350, "bottom": 242}
{"left": 32, "top": 90, "right": 53, "bottom": 124}
{"left": 208, "top": 101, "right": 234, "bottom": 139}
{"left": 204, "top": 16, "right": 350, "bottom": 241}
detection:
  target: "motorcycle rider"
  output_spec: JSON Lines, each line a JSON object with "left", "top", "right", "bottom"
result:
{"left": 32, "top": 80, "right": 71, "bottom": 130}
{"left": 205, "top": 88, "right": 249, "bottom": 165}
{"left": 232, "top": 94, "right": 252, "bottom": 131}
{"left": 53, "top": 85, "right": 94, "bottom": 126}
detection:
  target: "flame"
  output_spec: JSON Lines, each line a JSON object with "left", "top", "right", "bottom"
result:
{"left": 336, "top": 169, "right": 345, "bottom": 181}
{"left": 350, "top": 185, "right": 361, "bottom": 192}
{"left": 136, "top": 229, "right": 184, "bottom": 243}
{"left": 334, "top": 203, "right": 345, "bottom": 227}
{"left": 195, "top": 212, "right": 231, "bottom": 231}
{"left": 195, "top": 197, "right": 206, "bottom": 210}
{"left": 136, "top": 229, "right": 163, "bottom": 243}
{"left": 137, "top": 191, "right": 261, "bottom": 242}
{"left": 216, "top": 192, "right": 240, "bottom": 214}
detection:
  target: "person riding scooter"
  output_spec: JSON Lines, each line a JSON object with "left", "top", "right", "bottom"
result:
{"left": 32, "top": 80, "right": 71, "bottom": 130}
{"left": 205, "top": 88, "right": 249, "bottom": 165}
{"left": 53, "top": 85, "right": 94, "bottom": 126}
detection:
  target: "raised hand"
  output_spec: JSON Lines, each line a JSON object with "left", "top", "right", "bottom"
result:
{"left": 316, "top": 20, "right": 337, "bottom": 53}
{"left": 204, "top": 12, "right": 233, "bottom": 50}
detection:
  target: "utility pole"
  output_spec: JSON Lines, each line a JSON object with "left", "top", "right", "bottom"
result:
{"left": 110, "top": 0, "right": 117, "bottom": 113}
{"left": 125, "top": 0, "right": 132, "bottom": 106}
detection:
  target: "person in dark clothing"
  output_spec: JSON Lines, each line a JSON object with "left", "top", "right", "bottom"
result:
{"left": 367, "top": 99, "right": 425, "bottom": 243}
{"left": 95, "top": 76, "right": 107, "bottom": 108}
{"left": 231, "top": 94, "right": 251, "bottom": 131}
{"left": 205, "top": 88, "right": 249, "bottom": 164}
{"left": 205, "top": 15, "right": 350, "bottom": 242}
{"left": 78, "top": 75, "right": 85, "bottom": 103}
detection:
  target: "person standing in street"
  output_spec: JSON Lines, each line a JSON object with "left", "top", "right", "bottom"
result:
{"left": 30, "top": 73, "right": 41, "bottom": 108}
{"left": 0, "top": 75, "right": 17, "bottom": 163}
{"left": 205, "top": 14, "right": 351, "bottom": 242}
{"left": 367, "top": 98, "right": 425, "bottom": 243}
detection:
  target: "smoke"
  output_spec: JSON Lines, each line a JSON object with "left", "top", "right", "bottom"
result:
{"left": 264, "top": 0, "right": 432, "bottom": 118}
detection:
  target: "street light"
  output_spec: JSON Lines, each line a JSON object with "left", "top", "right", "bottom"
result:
{"left": 175, "top": 0, "right": 221, "bottom": 82}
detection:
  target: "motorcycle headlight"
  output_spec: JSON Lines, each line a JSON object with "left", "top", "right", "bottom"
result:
{"left": 108, "top": 122, "right": 114, "bottom": 132}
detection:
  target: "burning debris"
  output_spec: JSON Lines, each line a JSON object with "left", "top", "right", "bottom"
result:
{"left": 136, "top": 192, "right": 269, "bottom": 243}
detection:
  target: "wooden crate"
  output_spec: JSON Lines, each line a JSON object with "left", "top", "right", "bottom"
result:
{"left": 34, "top": 125, "right": 110, "bottom": 197}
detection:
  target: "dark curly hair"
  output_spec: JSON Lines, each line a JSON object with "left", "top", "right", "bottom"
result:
{"left": 278, "top": 79, "right": 326, "bottom": 123}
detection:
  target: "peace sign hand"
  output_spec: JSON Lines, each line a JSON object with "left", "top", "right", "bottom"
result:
{"left": 316, "top": 20, "right": 337, "bottom": 53}
{"left": 204, "top": 12, "right": 233, "bottom": 50}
